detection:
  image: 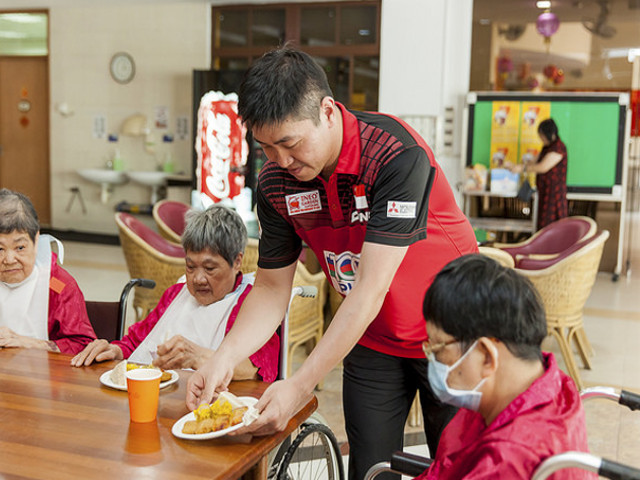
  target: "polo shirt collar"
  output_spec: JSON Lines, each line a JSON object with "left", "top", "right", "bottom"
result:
{"left": 333, "top": 102, "right": 361, "bottom": 176}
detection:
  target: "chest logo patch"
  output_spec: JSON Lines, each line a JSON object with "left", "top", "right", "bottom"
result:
{"left": 323, "top": 250, "right": 360, "bottom": 295}
{"left": 387, "top": 201, "right": 417, "bottom": 218}
{"left": 285, "top": 190, "right": 322, "bottom": 216}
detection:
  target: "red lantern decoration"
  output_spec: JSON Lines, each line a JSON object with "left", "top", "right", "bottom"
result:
{"left": 543, "top": 64, "right": 558, "bottom": 80}
{"left": 553, "top": 69, "right": 565, "bottom": 85}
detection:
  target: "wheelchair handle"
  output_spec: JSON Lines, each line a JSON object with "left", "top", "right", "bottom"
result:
{"left": 581, "top": 386, "right": 640, "bottom": 411}
{"left": 619, "top": 390, "right": 640, "bottom": 411}
{"left": 533, "top": 451, "right": 640, "bottom": 480}
{"left": 600, "top": 458, "right": 640, "bottom": 480}
{"left": 390, "top": 451, "right": 432, "bottom": 477}
{"left": 117, "top": 278, "right": 156, "bottom": 340}
{"left": 291, "top": 285, "right": 317, "bottom": 298}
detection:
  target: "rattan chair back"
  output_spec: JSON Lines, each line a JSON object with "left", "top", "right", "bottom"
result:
{"left": 515, "top": 230, "right": 609, "bottom": 389}
{"left": 115, "top": 212, "right": 186, "bottom": 321}
{"left": 478, "top": 246, "right": 515, "bottom": 268}
{"left": 241, "top": 237, "right": 260, "bottom": 274}
{"left": 494, "top": 216, "right": 597, "bottom": 258}
{"left": 286, "top": 261, "right": 328, "bottom": 383}
{"left": 152, "top": 200, "right": 190, "bottom": 244}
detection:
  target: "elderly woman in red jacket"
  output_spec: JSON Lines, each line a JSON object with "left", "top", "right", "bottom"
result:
{"left": 0, "top": 188, "right": 96, "bottom": 354}
{"left": 71, "top": 205, "right": 278, "bottom": 383}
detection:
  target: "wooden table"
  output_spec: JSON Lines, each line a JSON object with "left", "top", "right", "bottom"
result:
{"left": 0, "top": 349, "right": 317, "bottom": 480}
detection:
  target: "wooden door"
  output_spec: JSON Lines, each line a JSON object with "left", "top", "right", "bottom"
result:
{"left": 0, "top": 57, "right": 50, "bottom": 225}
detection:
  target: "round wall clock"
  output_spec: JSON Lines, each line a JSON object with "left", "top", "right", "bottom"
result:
{"left": 110, "top": 52, "right": 136, "bottom": 84}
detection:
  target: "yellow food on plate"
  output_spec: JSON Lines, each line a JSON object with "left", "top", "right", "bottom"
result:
{"left": 182, "top": 420, "right": 198, "bottom": 435}
{"left": 182, "top": 397, "right": 247, "bottom": 435}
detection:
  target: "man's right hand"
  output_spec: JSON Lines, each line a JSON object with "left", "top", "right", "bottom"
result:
{"left": 70, "top": 339, "right": 123, "bottom": 367}
{"left": 186, "top": 354, "right": 235, "bottom": 410}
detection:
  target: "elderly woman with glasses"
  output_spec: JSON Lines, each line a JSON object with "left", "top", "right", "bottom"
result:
{"left": 71, "top": 205, "right": 278, "bottom": 382}
{"left": 416, "top": 254, "right": 595, "bottom": 480}
{"left": 0, "top": 189, "right": 96, "bottom": 354}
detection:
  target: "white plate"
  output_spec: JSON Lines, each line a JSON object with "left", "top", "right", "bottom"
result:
{"left": 99, "top": 369, "right": 179, "bottom": 391}
{"left": 172, "top": 396, "right": 258, "bottom": 440}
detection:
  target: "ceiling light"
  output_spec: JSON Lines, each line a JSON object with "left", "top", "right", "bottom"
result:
{"left": 536, "top": 1, "right": 551, "bottom": 8}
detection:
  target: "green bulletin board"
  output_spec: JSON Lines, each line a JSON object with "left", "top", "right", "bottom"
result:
{"left": 466, "top": 92, "right": 627, "bottom": 195}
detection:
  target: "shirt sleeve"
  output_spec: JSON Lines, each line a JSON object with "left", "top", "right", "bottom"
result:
{"left": 365, "top": 146, "right": 435, "bottom": 247}
{"left": 112, "top": 283, "right": 184, "bottom": 358}
{"left": 47, "top": 262, "right": 97, "bottom": 355}
{"left": 256, "top": 180, "right": 302, "bottom": 269}
{"left": 223, "top": 283, "right": 280, "bottom": 382}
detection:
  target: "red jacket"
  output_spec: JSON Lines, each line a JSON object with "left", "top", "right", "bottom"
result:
{"left": 48, "top": 255, "right": 96, "bottom": 354}
{"left": 417, "top": 353, "right": 595, "bottom": 480}
{"left": 112, "top": 275, "right": 279, "bottom": 382}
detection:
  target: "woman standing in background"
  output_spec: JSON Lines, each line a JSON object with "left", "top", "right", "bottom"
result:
{"left": 511, "top": 118, "right": 568, "bottom": 230}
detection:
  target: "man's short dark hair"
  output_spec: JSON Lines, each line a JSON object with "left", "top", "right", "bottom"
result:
{"left": 0, "top": 188, "right": 40, "bottom": 241}
{"left": 238, "top": 46, "right": 333, "bottom": 131}
{"left": 423, "top": 254, "right": 547, "bottom": 361}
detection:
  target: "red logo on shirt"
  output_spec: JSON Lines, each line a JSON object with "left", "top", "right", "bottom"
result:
{"left": 285, "top": 190, "right": 322, "bottom": 216}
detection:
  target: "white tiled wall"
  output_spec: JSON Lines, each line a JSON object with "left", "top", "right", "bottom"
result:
{"left": 49, "top": 2, "right": 210, "bottom": 234}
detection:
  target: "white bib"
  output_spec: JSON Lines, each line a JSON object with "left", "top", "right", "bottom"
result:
{"left": 129, "top": 274, "right": 253, "bottom": 365}
{"left": 0, "top": 234, "right": 62, "bottom": 341}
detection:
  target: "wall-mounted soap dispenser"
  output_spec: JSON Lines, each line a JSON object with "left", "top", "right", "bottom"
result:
{"left": 162, "top": 134, "right": 174, "bottom": 173}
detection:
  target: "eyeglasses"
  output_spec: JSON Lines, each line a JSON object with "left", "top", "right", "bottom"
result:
{"left": 422, "top": 338, "right": 459, "bottom": 358}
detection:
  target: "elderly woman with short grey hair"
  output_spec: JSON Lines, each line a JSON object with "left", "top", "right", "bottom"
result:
{"left": 72, "top": 205, "right": 279, "bottom": 382}
{"left": 0, "top": 188, "right": 96, "bottom": 354}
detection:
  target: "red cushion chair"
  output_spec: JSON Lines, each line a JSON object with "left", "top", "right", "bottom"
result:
{"left": 494, "top": 216, "right": 597, "bottom": 269}
{"left": 512, "top": 230, "right": 609, "bottom": 389}
{"left": 152, "top": 200, "right": 190, "bottom": 244}
{"left": 115, "top": 212, "right": 185, "bottom": 321}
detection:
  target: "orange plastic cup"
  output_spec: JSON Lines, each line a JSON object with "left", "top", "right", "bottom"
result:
{"left": 126, "top": 368, "right": 162, "bottom": 423}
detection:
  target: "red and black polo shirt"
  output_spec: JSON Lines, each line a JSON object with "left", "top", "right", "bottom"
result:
{"left": 257, "top": 103, "right": 477, "bottom": 357}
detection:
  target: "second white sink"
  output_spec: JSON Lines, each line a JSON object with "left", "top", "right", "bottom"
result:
{"left": 127, "top": 171, "right": 169, "bottom": 187}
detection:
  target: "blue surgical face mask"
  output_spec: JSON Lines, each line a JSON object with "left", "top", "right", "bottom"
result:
{"left": 426, "top": 340, "right": 487, "bottom": 411}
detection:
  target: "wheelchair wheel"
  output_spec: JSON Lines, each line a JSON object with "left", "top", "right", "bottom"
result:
{"left": 275, "top": 422, "right": 345, "bottom": 480}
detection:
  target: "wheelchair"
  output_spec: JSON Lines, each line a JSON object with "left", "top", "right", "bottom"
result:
{"left": 364, "top": 387, "right": 640, "bottom": 480}
{"left": 267, "top": 285, "right": 346, "bottom": 480}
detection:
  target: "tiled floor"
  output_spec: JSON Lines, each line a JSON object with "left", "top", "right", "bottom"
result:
{"left": 62, "top": 211, "right": 640, "bottom": 474}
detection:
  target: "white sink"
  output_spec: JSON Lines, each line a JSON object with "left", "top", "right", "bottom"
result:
{"left": 127, "top": 171, "right": 169, "bottom": 187}
{"left": 77, "top": 168, "right": 128, "bottom": 186}
{"left": 127, "top": 171, "right": 171, "bottom": 203}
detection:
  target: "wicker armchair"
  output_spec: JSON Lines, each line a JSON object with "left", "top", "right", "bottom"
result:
{"left": 241, "top": 237, "right": 260, "bottom": 274}
{"left": 286, "top": 261, "right": 329, "bottom": 384}
{"left": 478, "top": 246, "right": 515, "bottom": 268}
{"left": 152, "top": 199, "right": 190, "bottom": 244}
{"left": 514, "top": 230, "right": 609, "bottom": 389}
{"left": 115, "top": 212, "right": 186, "bottom": 322}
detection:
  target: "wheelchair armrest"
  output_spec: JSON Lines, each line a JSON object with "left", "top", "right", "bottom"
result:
{"left": 390, "top": 451, "right": 432, "bottom": 477}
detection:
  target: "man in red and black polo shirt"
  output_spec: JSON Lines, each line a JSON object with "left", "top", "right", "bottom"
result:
{"left": 187, "top": 47, "right": 478, "bottom": 479}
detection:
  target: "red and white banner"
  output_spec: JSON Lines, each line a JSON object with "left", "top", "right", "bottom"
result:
{"left": 195, "top": 91, "right": 248, "bottom": 206}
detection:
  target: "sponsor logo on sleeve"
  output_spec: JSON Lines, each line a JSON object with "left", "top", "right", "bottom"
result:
{"left": 285, "top": 190, "right": 322, "bottom": 216}
{"left": 387, "top": 201, "right": 416, "bottom": 218}
{"left": 324, "top": 250, "right": 360, "bottom": 294}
